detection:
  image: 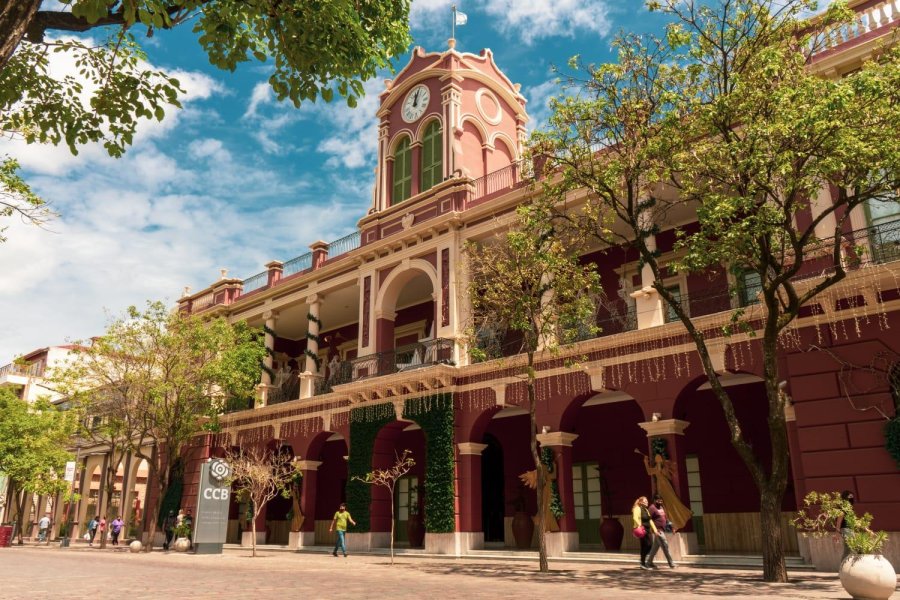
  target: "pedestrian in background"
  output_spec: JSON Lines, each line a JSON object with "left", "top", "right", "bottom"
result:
{"left": 647, "top": 495, "right": 676, "bottom": 568}
{"left": 329, "top": 503, "right": 356, "bottom": 557}
{"left": 87, "top": 516, "right": 99, "bottom": 546}
{"left": 163, "top": 510, "right": 176, "bottom": 550}
{"left": 110, "top": 516, "right": 124, "bottom": 546}
{"left": 632, "top": 496, "right": 658, "bottom": 570}
{"left": 37, "top": 514, "right": 51, "bottom": 542}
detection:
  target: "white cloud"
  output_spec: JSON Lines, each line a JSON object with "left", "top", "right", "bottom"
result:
{"left": 483, "top": 0, "right": 612, "bottom": 44}
{"left": 244, "top": 82, "right": 273, "bottom": 119}
{"left": 525, "top": 78, "right": 563, "bottom": 132}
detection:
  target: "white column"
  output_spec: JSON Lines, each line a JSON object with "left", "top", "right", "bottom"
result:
{"left": 300, "top": 295, "right": 322, "bottom": 399}
{"left": 630, "top": 210, "right": 665, "bottom": 329}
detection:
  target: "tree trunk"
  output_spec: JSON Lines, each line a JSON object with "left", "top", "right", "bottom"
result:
{"left": 760, "top": 489, "right": 787, "bottom": 582}
{"left": 389, "top": 492, "right": 395, "bottom": 565}
{"left": 13, "top": 486, "right": 28, "bottom": 545}
{"left": 0, "top": 0, "right": 41, "bottom": 70}
{"left": 527, "top": 354, "right": 549, "bottom": 573}
{"left": 251, "top": 508, "right": 258, "bottom": 557}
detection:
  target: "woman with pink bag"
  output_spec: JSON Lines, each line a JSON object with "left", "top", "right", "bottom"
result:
{"left": 631, "top": 496, "right": 658, "bottom": 570}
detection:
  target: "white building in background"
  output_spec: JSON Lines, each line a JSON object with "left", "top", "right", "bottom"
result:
{"left": 0, "top": 344, "right": 78, "bottom": 404}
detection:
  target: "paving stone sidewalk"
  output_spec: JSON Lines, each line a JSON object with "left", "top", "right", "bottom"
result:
{"left": 0, "top": 545, "right": 896, "bottom": 600}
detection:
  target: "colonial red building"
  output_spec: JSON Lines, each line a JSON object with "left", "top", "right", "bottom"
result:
{"left": 164, "top": 2, "right": 899, "bottom": 571}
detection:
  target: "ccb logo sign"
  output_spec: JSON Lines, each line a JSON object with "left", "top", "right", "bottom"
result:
{"left": 209, "top": 459, "right": 231, "bottom": 483}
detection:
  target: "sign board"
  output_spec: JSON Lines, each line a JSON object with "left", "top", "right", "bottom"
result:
{"left": 64, "top": 461, "right": 77, "bottom": 483}
{"left": 193, "top": 458, "right": 231, "bottom": 554}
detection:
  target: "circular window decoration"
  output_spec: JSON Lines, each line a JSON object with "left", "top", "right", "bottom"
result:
{"left": 475, "top": 88, "right": 502, "bottom": 125}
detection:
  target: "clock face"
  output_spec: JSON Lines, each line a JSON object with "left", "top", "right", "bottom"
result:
{"left": 401, "top": 84, "right": 430, "bottom": 123}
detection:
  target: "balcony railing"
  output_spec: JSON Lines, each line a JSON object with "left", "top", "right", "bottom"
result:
{"left": 327, "top": 338, "right": 454, "bottom": 388}
{"left": 242, "top": 270, "right": 269, "bottom": 294}
{"left": 283, "top": 252, "right": 312, "bottom": 277}
{"left": 811, "top": 0, "right": 899, "bottom": 58}
{"left": 470, "top": 159, "right": 530, "bottom": 206}
{"left": 0, "top": 361, "right": 45, "bottom": 379}
{"left": 328, "top": 231, "right": 361, "bottom": 259}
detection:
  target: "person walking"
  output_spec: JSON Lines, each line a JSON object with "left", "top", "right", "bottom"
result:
{"left": 37, "top": 514, "right": 51, "bottom": 542}
{"left": 99, "top": 516, "right": 107, "bottom": 545}
{"left": 87, "top": 516, "right": 99, "bottom": 546}
{"left": 163, "top": 510, "right": 176, "bottom": 550}
{"left": 647, "top": 495, "right": 676, "bottom": 568}
{"left": 329, "top": 503, "right": 356, "bottom": 558}
{"left": 632, "top": 496, "right": 658, "bottom": 570}
{"left": 110, "top": 516, "right": 124, "bottom": 546}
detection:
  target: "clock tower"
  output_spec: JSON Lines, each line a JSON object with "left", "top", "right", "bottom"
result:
{"left": 370, "top": 42, "right": 528, "bottom": 213}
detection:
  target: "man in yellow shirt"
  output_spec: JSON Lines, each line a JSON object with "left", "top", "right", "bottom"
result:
{"left": 329, "top": 503, "right": 356, "bottom": 557}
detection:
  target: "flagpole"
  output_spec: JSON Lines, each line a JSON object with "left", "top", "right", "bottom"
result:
{"left": 452, "top": 4, "right": 456, "bottom": 41}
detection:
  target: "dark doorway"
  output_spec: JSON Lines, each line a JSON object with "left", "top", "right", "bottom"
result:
{"left": 481, "top": 433, "right": 505, "bottom": 543}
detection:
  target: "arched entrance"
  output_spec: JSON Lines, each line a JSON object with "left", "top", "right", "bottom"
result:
{"left": 673, "top": 376, "right": 799, "bottom": 555}
{"left": 374, "top": 262, "right": 438, "bottom": 363}
{"left": 566, "top": 392, "right": 647, "bottom": 552}
{"left": 312, "top": 433, "right": 349, "bottom": 546}
{"left": 370, "top": 420, "right": 426, "bottom": 547}
{"left": 481, "top": 433, "right": 505, "bottom": 544}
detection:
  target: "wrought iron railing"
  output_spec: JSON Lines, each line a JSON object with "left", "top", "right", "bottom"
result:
{"left": 242, "top": 271, "right": 269, "bottom": 294}
{"left": 328, "top": 231, "right": 361, "bottom": 259}
{"left": 327, "top": 338, "right": 454, "bottom": 387}
{"left": 283, "top": 252, "right": 312, "bottom": 277}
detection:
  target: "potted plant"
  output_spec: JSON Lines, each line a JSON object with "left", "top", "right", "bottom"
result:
{"left": 596, "top": 464, "right": 623, "bottom": 551}
{"left": 406, "top": 487, "right": 425, "bottom": 548}
{"left": 510, "top": 487, "right": 534, "bottom": 550}
{"left": 794, "top": 491, "right": 896, "bottom": 600}
{"left": 172, "top": 522, "right": 192, "bottom": 552}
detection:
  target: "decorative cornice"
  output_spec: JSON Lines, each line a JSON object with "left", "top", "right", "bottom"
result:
{"left": 638, "top": 419, "right": 690, "bottom": 437}
{"left": 457, "top": 442, "right": 488, "bottom": 455}
{"left": 295, "top": 460, "right": 322, "bottom": 471}
{"left": 536, "top": 432, "right": 579, "bottom": 447}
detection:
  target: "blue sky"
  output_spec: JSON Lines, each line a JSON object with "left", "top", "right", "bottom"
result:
{"left": 0, "top": 1, "right": 673, "bottom": 361}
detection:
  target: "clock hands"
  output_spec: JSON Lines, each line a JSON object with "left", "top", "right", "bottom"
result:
{"left": 413, "top": 89, "right": 420, "bottom": 107}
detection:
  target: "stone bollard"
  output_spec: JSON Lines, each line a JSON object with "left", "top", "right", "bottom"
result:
{"left": 129, "top": 540, "right": 142, "bottom": 553}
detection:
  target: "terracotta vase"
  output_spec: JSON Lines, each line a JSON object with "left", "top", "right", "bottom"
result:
{"left": 600, "top": 517, "right": 624, "bottom": 551}
{"left": 839, "top": 554, "right": 897, "bottom": 600}
{"left": 512, "top": 511, "right": 534, "bottom": 550}
{"left": 407, "top": 514, "right": 425, "bottom": 548}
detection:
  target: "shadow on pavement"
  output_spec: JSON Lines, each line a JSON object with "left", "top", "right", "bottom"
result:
{"left": 402, "top": 562, "right": 839, "bottom": 597}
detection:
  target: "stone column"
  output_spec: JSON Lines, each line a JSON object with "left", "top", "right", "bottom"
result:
{"left": 300, "top": 295, "right": 322, "bottom": 399}
{"left": 257, "top": 311, "right": 278, "bottom": 407}
{"left": 637, "top": 418, "right": 696, "bottom": 560}
{"left": 535, "top": 431, "right": 579, "bottom": 556}
{"left": 410, "top": 141, "right": 422, "bottom": 197}
{"left": 456, "top": 442, "right": 486, "bottom": 542}
{"left": 630, "top": 210, "right": 665, "bottom": 329}
{"left": 288, "top": 460, "right": 322, "bottom": 549}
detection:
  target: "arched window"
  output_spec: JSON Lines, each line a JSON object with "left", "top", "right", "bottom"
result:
{"left": 420, "top": 120, "right": 443, "bottom": 193}
{"left": 392, "top": 136, "right": 412, "bottom": 205}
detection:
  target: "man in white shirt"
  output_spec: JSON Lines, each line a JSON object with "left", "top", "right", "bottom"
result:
{"left": 37, "top": 514, "right": 51, "bottom": 542}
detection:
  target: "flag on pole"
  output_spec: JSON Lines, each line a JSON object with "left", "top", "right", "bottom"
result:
{"left": 455, "top": 10, "right": 468, "bottom": 26}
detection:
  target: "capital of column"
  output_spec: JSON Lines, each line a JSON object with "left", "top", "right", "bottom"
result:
{"left": 305, "top": 293, "right": 321, "bottom": 307}
{"left": 457, "top": 442, "right": 487, "bottom": 456}
{"left": 263, "top": 310, "right": 278, "bottom": 322}
{"left": 536, "top": 432, "right": 579, "bottom": 447}
{"left": 295, "top": 460, "right": 322, "bottom": 471}
{"left": 638, "top": 419, "right": 690, "bottom": 437}
{"left": 374, "top": 309, "right": 396, "bottom": 321}
{"left": 784, "top": 403, "right": 796, "bottom": 422}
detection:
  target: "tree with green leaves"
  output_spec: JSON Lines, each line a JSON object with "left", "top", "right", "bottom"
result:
{"left": 0, "top": 0, "right": 412, "bottom": 237}
{"left": 352, "top": 449, "right": 414, "bottom": 565}
{"left": 464, "top": 202, "right": 601, "bottom": 572}
{"left": 535, "top": 0, "right": 900, "bottom": 581}
{"left": 59, "top": 301, "right": 265, "bottom": 551}
{"left": 0, "top": 388, "right": 75, "bottom": 544}
{"left": 225, "top": 445, "right": 299, "bottom": 558}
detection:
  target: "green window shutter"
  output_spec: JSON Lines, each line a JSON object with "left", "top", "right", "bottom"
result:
{"left": 392, "top": 138, "right": 412, "bottom": 204}
{"left": 420, "top": 121, "right": 442, "bottom": 193}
